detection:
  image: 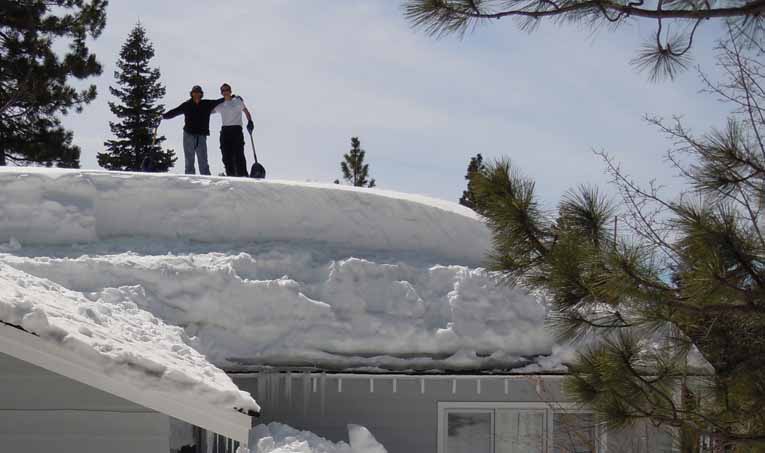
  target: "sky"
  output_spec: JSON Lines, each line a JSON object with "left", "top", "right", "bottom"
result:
{"left": 60, "top": 0, "right": 732, "bottom": 206}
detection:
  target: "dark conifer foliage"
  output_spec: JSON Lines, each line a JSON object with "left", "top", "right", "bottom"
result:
{"left": 404, "top": 0, "right": 765, "bottom": 81}
{"left": 98, "top": 23, "right": 175, "bottom": 172}
{"left": 469, "top": 36, "right": 765, "bottom": 450}
{"left": 0, "top": 0, "right": 108, "bottom": 167}
{"left": 459, "top": 153, "right": 484, "bottom": 209}
{"left": 340, "top": 137, "right": 376, "bottom": 187}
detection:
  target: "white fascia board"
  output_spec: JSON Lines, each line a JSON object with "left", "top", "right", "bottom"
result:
{"left": 0, "top": 324, "right": 251, "bottom": 445}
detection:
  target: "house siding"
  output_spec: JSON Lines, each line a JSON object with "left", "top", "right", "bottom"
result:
{"left": 0, "top": 351, "right": 170, "bottom": 453}
{"left": 234, "top": 372, "right": 674, "bottom": 453}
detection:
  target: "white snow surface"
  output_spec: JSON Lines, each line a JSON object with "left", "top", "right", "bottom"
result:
{"left": 251, "top": 422, "right": 386, "bottom": 453}
{"left": 0, "top": 262, "right": 259, "bottom": 413}
{"left": 0, "top": 168, "right": 487, "bottom": 264}
{"left": 0, "top": 169, "right": 569, "bottom": 373}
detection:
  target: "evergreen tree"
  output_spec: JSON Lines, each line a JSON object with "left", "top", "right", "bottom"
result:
{"left": 340, "top": 137, "right": 376, "bottom": 188}
{"left": 458, "top": 153, "right": 484, "bottom": 209}
{"left": 98, "top": 24, "right": 175, "bottom": 172}
{"left": 469, "top": 37, "right": 765, "bottom": 450}
{"left": 0, "top": 0, "right": 107, "bottom": 167}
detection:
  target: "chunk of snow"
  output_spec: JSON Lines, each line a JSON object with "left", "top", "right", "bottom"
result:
{"left": 251, "top": 422, "right": 385, "bottom": 453}
{"left": 348, "top": 425, "right": 388, "bottom": 453}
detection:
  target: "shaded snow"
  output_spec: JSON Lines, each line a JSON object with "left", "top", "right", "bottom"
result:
{"left": 0, "top": 262, "right": 259, "bottom": 413}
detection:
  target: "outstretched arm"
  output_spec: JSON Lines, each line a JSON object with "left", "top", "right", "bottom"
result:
{"left": 162, "top": 102, "right": 185, "bottom": 120}
{"left": 243, "top": 107, "right": 253, "bottom": 123}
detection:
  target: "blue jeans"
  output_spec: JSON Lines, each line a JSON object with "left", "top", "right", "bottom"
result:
{"left": 183, "top": 131, "right": 210, "bottom": 175}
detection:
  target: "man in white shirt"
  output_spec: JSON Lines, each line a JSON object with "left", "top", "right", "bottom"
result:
{"left": 213, "top": 83, "right": 254, "bottom": 177}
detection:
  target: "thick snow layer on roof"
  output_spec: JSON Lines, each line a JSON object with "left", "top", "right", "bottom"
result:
{"left": 251, "top": 422, "right": 386, "bottom": 453}
{"left": 0, "top": 262, "right": 259, "bottom": 413}
{"left": 2, "top": 242, "right": 570, "bottom": 372}
{"left": 0, "top": 168, "right": 488, "bottom": 265}
{"left": 0, "top": 169, "right": 569, "bottom": 373}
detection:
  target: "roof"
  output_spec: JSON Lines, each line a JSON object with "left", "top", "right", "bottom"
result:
{"left": 0, "top": 167, "right": 489, "bottom": 265}
{"left": 0, "top": 168, "right": 566, "bottom": 376}
{"left": 0, "top": 263, "right": 257, "bottom": 443}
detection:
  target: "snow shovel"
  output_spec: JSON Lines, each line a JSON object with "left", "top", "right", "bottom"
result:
{"left": 248, "top": 130, "right": 266, "bottom": 179}
{"left": 140, "top": 121, "right": 160, "bottom": 172}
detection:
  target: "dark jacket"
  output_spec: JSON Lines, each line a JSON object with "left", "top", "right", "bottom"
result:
{"left": 162, "top": 98, "right": 224, "bottom": 136}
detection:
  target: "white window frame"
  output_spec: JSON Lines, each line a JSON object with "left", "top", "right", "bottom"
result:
{"left": 438, "top": 402, "right": 606, "bottom": 453}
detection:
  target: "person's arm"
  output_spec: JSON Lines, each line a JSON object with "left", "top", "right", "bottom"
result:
{"left": 240, "top": 97, "right": 254, "bottom": 132}
{"left": 162, "top": 101, "right": 186, "bottom": 120}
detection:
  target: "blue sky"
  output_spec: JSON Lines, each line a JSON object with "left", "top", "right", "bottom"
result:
{"left": 61, "top": 0, "right": 731, "bottom": 206}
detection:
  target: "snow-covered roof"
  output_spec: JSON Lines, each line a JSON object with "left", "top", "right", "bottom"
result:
{"left": 0, "top": 167, "right": 488, "bottom": 265}
{"left": 0, "top": 262, "right": 258, "bottom": 442}
{"left": 0, "top": 169, "right": 570, "bottom": 374}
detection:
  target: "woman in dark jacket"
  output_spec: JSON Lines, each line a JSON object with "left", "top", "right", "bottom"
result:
{"left": 162, "top": 85, "right": 224, "bottom": 175}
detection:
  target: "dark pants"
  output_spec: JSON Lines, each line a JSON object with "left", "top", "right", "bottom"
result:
{"left": 220, "top": 126, "right": 247, "bottom": 177}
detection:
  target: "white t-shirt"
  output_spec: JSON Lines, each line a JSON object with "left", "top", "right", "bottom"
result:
{"left": 214, "top": 96, "right": 248, "bottom": 126}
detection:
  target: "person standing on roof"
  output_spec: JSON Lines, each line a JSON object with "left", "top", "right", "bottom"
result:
{"left": 161, "top": 85, "right": 224, "bottom": 175}
{"left": 213, "top": 83, "right": 254, "bottom": 177}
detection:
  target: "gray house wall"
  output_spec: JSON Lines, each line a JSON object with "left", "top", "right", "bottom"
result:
{"left": 0, "top": 351, "right": 170, "bottom": 453}
{"left": 234, "top": 372, "right": 674, "bottom": 453}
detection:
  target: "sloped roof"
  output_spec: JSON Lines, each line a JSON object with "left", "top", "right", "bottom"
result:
{"left": 0, "top": 263, "right": 257, "bottom": 443}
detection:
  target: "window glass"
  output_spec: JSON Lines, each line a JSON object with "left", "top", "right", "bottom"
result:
{"left": 495, "top": 409, "right": 546, "bottom": 453}
{"left": 446, "top": 411, "right": 493, "bottom": 453}
{"left": 553, "top": 413, "right": 596, "bottom": 453}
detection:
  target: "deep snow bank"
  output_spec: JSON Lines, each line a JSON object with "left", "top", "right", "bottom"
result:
{"left": 0, "top": 263, "right": 258, "bottom": 413}
{"left": 1, "top": 244, "right": 563, "bottom": 371}
{"left": 0, "top": 168, "right": 488, "bottom": 265}
{"left": 0, "top": 169, "right": 569, "bottom": 372}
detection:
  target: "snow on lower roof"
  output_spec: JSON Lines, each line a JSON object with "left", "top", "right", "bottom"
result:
{"left": 0, "top": 262, "right": 259, "bottom": 415}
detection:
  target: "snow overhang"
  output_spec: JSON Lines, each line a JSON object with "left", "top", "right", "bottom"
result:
{"left": 0, "top": 322, "right": 253, "bottom": 444}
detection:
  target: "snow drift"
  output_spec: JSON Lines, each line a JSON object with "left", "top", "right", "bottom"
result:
{"left": 0, "top": 169, "right": 568, "bottom": 372}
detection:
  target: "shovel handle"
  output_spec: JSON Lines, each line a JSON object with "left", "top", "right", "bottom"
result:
{"left": 151, "top": 117, "right": 161, "bottom": 146}
{"left": 248, "top": 131, "right": 259, "bottom": 164}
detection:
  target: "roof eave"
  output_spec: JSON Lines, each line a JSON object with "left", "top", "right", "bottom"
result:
{"left": 0, "top": 323, "right": 252, "bottom": 444}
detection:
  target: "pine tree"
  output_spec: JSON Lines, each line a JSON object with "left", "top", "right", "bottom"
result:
{"left": 404, "top": 0, "right": 765, "bottom": 81}
{"left": 0, "top": 0, "right": 107, "bottom": 167}
{"left": 340, "top": 137, "right": 376, "bottom": 188}
{"left": 98, "top": 24, "right": 175, "bottom": 172}
{"left": 458, "top": 153, "right": 484, "bottom": 209}
{"left": 469, "top": 36, "right": 765, "bottom": 450}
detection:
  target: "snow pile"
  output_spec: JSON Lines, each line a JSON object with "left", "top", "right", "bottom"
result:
{"left": 0, "top": 169, "right": 568, "bottom": 372}
{"left": 0, "top": 262, "right": 259, "bottom": 413}
{"left": 2, "top": 242, "right": 564, "bottom": 372}
{"left": 0, "top": 168, "right": 487, "bottom": 265}
{"left": 251, "top": 423, "right": 386, "bottom": 453}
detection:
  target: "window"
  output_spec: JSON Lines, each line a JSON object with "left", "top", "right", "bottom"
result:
{"left": 446, "top": 410, "right": 493, "bottom": 453}
{"left": 439, "top": 403, "right": 600, "bottom": 453}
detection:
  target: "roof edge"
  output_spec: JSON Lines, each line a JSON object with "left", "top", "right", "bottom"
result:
{"left": 0, "top": 323, "right": 252, "bottom": 444}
